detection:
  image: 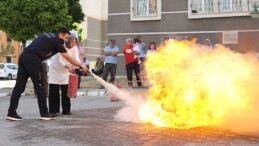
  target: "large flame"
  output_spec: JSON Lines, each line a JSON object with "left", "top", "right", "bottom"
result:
{"left": 138, "top": 40, "right": 259, "bottom": 130}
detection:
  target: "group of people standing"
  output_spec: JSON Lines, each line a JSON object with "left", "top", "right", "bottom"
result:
{"left": 98, "top": 35, "right": 157, "bottom": 89}
{"left": 5, "top": 26, "right": 217, "bottom": 122}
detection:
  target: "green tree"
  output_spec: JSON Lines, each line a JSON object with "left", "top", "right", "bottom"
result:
{"left": 0, "top": 0, "right": 72, "bottom": 48}
{"left": 67, "top": 0, "right": 85, "bottom": 43}
{"left": 67, "top": 0, "right": 85, "bottom": 24}
{"left": 72, "top": 23, "right": 84, "bottom": 43}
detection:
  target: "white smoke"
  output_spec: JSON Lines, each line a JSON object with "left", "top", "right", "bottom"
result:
{"left": 89, "top": 70, "right": 146, "bottom": 123}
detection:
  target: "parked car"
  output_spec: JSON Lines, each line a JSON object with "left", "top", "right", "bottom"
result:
{"left": 0, "top": 63, "right": 18, "bottom": 80}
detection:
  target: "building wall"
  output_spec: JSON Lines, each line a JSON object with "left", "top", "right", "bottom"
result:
{"left": 108, "top": 0, "right": 259, "bottom": 75}
{"left": 80, "top": 0, "right": 108, "bottom": 62}
{"left": 0, "top": 31, "right": 21, "bottom": 64}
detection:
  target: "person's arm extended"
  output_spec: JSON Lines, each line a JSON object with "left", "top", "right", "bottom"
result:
{"left": 60, "top": 52, "right": 88, "bottom": 73}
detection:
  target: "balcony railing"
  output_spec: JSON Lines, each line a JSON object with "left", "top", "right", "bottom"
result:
{"left": 189, "top": 0, "right": 259, "bottom": 19}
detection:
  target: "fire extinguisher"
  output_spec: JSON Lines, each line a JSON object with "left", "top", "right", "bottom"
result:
{"left": 67, "top": 73, "right": 79, "bottom": 98}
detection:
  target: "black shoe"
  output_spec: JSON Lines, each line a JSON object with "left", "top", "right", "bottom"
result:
{"left": 6, "top": 114, "right": 22, "bottom": 121}
{"left": 62, "top": 111, "right": 72, "bottom": 115}
{"left": 40, "top": 113, "right": 56, "bottom": 120}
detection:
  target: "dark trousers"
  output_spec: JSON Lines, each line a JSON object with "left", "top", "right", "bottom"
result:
{"left": 126, "top": 61, "right": 142, "bottom": 87}
{"left": 34, "top": 62, "right": 48, "bottom": 96}
{"left": 48, "top": 84, "right": 70, "bottom": 114}
{"left": 75, "top": 69, "right": 83, "bottom": 89}
{"left": 102, "top": 63, "right": 117, "bottom": 83}
{"left": 8, "top": 53, "right": 48, "bottom": 116}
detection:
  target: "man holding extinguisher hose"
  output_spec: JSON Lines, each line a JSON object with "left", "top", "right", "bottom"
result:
{"left": 6, "top": 27, "right": 88, "bottom": 121}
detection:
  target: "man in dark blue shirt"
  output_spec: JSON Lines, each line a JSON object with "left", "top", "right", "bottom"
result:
{"left": 6, "top": 27, "right": 88, "bottom": 121}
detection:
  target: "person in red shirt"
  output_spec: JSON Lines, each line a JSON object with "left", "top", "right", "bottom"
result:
{"left": 123, "top": 38, "right": 142, "bottom": 87}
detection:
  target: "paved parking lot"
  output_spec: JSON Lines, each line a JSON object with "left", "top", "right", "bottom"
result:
{"left": 1, "top": 93, "right": 259, "bottom": 146}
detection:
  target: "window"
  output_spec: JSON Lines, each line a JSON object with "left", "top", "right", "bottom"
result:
{"left": 0, "top": 64, "right": 4, "bottom": 69}
{"left": 130, "top": 0, "right": 162, "bottom": 21}
{"left": 7, "top": 35, "right": 12, "bottom": 45}
{"left": 7, "top": 65, "right": 12, "bottom": 69}
{"left": 189, "top": 0, "right": 259, "bottom": 19}
{"left": 191, "top": 0, "right": 213, "bottom": 13}
{"left": 219, "top": 0, "right": 242, "bottom": 12}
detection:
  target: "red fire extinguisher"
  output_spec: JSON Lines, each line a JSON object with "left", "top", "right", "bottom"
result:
{"left": 67, "top": 73, "right": 79, "bottom": 98}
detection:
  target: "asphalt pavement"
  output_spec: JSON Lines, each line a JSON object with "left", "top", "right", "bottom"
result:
{"left": 0, "top": 80, "right": 259, "bottom": 145}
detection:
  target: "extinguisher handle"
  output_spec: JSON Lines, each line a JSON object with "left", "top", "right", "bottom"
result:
{"left": 75, "top": 68, "right": 87, "bottom": 76}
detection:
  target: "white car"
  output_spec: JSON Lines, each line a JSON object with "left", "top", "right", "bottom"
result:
{"left": 0, "top": 63, "right": 18, "bottom": 80}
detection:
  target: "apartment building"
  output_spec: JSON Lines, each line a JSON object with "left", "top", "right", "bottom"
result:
{"left": 108, "top": 0, "right": 259, "bottom": 75}
{"left": 79, "top": 0, "right": 108, "bottom": 61}
{"left": 0, "top": 31, "right": 21, "bottom": 64}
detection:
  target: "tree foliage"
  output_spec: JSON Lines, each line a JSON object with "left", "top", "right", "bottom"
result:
{"left": 67, "top": 0, "right": 85, "bottom": 42}
{"left": 72, "top": 23, "right": 84, "bottom": 43}
{"left": 0, "top": 0, "right": 73, "bottom": 47}
{"left": 67, "top": 0, "right": 85, "bottom": 24}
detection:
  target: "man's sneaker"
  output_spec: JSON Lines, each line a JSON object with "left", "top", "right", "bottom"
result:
{"left": 40, "top": 113, "right": 56, "bottom": 120}
{"left": 6, "top": 114, "right": 23, "bottom": 121}
{"left": 49, "top": 113, "right": 58, "bottom": 117}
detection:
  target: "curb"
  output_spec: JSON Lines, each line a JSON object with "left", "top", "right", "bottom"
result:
{"left": 0, "top": 89, "right": 107, "bottom": 98}
{"left": 77, "top": 89, "right": 107, "bottom": 96}
{"left": 0, "top": 93, "right": 8, "bottom": 97}
{"left": 0, "top": 88, "right": 148, "bottom": 98}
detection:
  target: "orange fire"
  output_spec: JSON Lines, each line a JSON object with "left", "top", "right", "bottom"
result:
{"left": 138, "top": 39, "right": 259, "bottom": 130}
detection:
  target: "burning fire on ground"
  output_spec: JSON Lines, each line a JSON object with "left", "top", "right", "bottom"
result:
{"left": 91, "top": 39, "right": 259, "bottom": 134}
{"left": 137, "top": 39, "right": 259, "bottom": 133}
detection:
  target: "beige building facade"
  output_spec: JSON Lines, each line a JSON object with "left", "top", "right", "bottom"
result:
{"left": 79, "top": 0, "right": 108, "bottom": 61}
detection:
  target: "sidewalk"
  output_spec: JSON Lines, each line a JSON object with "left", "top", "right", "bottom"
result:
{"left": 0, "top": 87, "right": 149, "bottom": 98}
{"left": 0, "top": 76, "right": 148, "bottom": 98}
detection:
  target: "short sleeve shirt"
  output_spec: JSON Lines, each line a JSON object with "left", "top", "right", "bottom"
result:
{"left": 24, "top": 33, "right": 67, "bottom": 61}
{"left": 104, "top": 46, "right": 119, "bottom": 64}
{"left": 138, "top": 43, "right": 145, "bottom": 58}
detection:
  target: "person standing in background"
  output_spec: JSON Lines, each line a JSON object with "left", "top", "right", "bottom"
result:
{"left": 99, "top": 39, "right": 119, "bottom": 89}
{"left": 137, "top": 36, "right": 146, "bottom": 62}
{"left": 123, "top": 38, "right": 142, "bottom": 87}
{"left": 137, "top": 36, "right": 146, "bottom": 71}
{"left": 146, "top": 41, "right": 157, "bottom": 55}
{"left": 132, "top": 37, "right": 141, "bottom": 62}
{"left": 204, "top": 38, "right": 214, "bottom": 49}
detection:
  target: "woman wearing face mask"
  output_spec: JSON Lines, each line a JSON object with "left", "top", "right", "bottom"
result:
{"left": 48, "top": 33, "right": 81, "bottom": 116}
